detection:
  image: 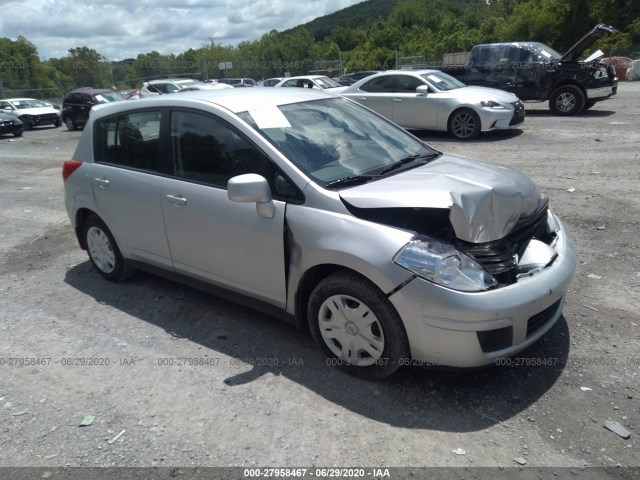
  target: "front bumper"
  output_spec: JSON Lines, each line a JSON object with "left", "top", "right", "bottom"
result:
{"left": 586, "top": 86, "right": 615, "bottom": 100}
{"left": 388, "top": 217, "right": 576, "bottom": 367}
{"left": 480, "top": 102, "right": 524, "bottom": 131}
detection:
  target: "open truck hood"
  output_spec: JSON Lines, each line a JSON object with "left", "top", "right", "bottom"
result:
{"left": 560, "top": 24, "right": 618, "bottom": 62}
{"left": 339, "top": 154, "right": 544, "bottom": 244}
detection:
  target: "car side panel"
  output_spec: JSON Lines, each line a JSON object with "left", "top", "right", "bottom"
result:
{"left": 90, "top": 164, "right": 172, "bottom": 268}
{"left": 391, "top": 93, "right": 439, "bottom": 130}
{"left": 342, "top": 92, "right": 393, "bottom": 120}
{"left": 161, "top": 178, "right": 288, "bottom": 307}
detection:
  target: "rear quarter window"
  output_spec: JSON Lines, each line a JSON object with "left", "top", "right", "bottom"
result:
{"left": 95, "top": 111, "right": 162, "bottom": 171}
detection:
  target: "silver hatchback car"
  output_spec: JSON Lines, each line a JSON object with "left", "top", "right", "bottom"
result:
{"left": 63, "top": 89, "right": 576, "bottom": 379}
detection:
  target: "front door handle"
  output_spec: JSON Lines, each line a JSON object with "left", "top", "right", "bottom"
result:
{"left": 166, "top": 194, "right": 187, "bottom": 206}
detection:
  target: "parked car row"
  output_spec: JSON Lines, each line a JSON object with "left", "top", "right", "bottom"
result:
{"left": 259, "top": 70, "right": 524, "bottom": 140}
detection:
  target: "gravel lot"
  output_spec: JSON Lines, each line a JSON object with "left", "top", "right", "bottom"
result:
{"left": 1, "top": 83, "right": 639, "bottom": 478}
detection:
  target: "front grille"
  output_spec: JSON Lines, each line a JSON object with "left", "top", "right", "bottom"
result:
{"left": 510, "top": 101, "right": 525, "bottom": 126}
{"left": 527, "top": 299, "right": 562, "bottom": 337}
{"left": 458, "top": 197, "right": 552, "bottom": 285}
{"left": 36, "top": 114, "right": 59, "bottom": 122}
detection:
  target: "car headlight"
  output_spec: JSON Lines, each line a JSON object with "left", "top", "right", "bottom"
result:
{"left": 480, "top": 100, "right": 507, "bottom": 109}
{"left": 393, "top": 236, "right": 497, "bottom": 292}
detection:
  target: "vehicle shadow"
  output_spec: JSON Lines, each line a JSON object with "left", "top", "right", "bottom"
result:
{"left": 525, "top": 109, "right": 616, "bottom": 118}
{"left": 414, "top": 129, "right": 524, "bottom": 144}
{"left": 64, "top": 263, "right": 570, "bottom": 432}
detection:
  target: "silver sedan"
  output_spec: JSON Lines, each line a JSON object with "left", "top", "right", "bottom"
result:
{"left": 335, "top": 70, "right": 525, "bottom": 139}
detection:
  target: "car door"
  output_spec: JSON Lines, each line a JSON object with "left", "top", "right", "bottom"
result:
{"left": 91, "top": 110, "right": 172, "bottom": 268}
{"left": 74, "top": 93, "right": 94, "bottom": 125}
{"left": 161, "top": 109, "right": 287, "bottom": 307}
{"left": 390, "top": 74, "right": 439, "bottom": 129}
{"left": 345, "top": 76, "right": 394, "bottom": 119}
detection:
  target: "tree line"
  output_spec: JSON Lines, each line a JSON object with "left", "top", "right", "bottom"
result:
{"left": 1, "top": 0, "right": 638, "bottom": 98}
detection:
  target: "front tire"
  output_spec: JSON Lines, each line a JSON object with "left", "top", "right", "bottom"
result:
{"left": 308, "top": 271, "right": 409, "bottom": 379}
{"left": 65, "top": 117, "right": 76, "bottom": 131}
{"left": 20, "top": 117, "right": 32, "bottom": 131}
{"left": 549, "top": 85, "right": 585, "bottom": 115}
{"left": 83, "top": 215, "right": 135, "bottom": 282}
{"left": 54, "top": 118, "right": 62, "bottom": 127}
{"left": 448, "top": 108, "right": 481, "bottom": 140}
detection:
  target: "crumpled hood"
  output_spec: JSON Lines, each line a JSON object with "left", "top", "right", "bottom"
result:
{"left": 339, "top": 154, "right": 543, "bottom": 243}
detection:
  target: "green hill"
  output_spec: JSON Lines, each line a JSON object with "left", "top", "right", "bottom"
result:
{"left": 284, "top": 0, "right": 397, "bottom": 41}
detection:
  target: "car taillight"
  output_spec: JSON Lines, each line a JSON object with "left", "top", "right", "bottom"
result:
{"left": 62, "top": 160, "right": 83, "bottom": 181}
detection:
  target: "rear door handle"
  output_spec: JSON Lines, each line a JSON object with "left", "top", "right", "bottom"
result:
{"left": 93, "top": 177, "right": 109, "bottom": 187}
{"left": 393, "top": 98, "right": 402, "bottom": 102}
{"left": 166, "top": 194, "right": 187, "bottom": 206}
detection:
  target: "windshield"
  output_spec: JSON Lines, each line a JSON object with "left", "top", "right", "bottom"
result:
{"left": 177, "top": 80, "right": 203, "bottom": 88}
{"left": 93, "top": 92, "right": 124, "bottom": 104}
{"left": 315, "top": 77, "right": 342, "bottom": 88}
{"left": 239, "top": 97, "right": 438, "bottom": 186}
{"left": 11, "top": 99, "right": 50, "bottom": 109}
{"left": 527, "top": 43, "right": 562, "bottom": 62}
{"left": 420, "top": 72, "right": 465, "bottom": 91}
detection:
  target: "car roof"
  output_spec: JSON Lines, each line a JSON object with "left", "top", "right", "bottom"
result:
{"left": 67, "top": 87, "right": 114, "bottom": 94}
{"left": 148, "top": 78, "right": 199, "bottom": 83}
{"left": 282, "top": 75, "right": 330, "bottom": 80}
{"left": 89, "top": 88, "right": 336, "bottom": 118}
{"left": 371, "top": 69, "right": 439, "bottom": 76}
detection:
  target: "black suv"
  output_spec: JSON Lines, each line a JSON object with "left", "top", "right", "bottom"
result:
{"left": 61, "top": 88, "right": 123, "bottom": 130}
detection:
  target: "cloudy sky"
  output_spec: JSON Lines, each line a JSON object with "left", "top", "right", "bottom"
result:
{"left": 0, "top": 0, "right": 364, "bottom": 60}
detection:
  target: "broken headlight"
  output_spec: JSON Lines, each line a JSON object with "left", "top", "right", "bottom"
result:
{"left": 393, "top": 236, "right": 497, "bottom": 292}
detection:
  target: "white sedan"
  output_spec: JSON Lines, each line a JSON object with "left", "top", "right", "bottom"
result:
{"left": 335, "top": 70, "right": 525, "bottom": 140}
{"left": 274, "top": 75, "right": 343, "bottom": 91}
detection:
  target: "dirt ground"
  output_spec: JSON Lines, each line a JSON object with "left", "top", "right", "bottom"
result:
{"left": 0, "top": 83, "right": 639, "bottom": 479}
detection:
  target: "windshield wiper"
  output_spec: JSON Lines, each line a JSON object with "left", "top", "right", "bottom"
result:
{"left": 323, "top": 175, "right": 378, "bottom": 190}
{"left": 378, "top": 152, "right": 441, "bottom": 175}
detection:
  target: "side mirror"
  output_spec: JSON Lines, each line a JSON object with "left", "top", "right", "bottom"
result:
{"left": 416, "top": 85, "right": 430, "bottom": 96}
{"left": 227, "top": 173, "right": 275, "bottom": 218}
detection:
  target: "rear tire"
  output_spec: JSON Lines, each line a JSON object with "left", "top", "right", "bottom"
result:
{"left": 83, "top": 215, "right": 135, "bottom": 282}
{"left": 549, "top": 85, "right": 585, "bottom": 116}
{"left": 448, "top": 108, "right": 481, "bottom": 140}
{"left": 308, "top": 271, "right": 409, "bottom": 379}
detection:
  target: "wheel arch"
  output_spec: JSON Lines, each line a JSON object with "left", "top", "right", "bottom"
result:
{"left": 294, "top": 264, "right": 396, "bottom": 333}
{"left": 74, "top": 207, "right": 99, "bottom": 250}
{"left": 447, "top": 106, "right": 482, "bottom": 139}
{"left": 549, "top": 79, "right": 587, "bottom": 99}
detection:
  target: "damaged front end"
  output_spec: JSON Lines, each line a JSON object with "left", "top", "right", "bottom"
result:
{"left": 340, "top": 154, "right": 563, "bottom": 290}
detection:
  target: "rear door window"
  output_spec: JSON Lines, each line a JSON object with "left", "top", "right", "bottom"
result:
{"left": 360, "top": 76, "right": 394, "bottom": 92}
